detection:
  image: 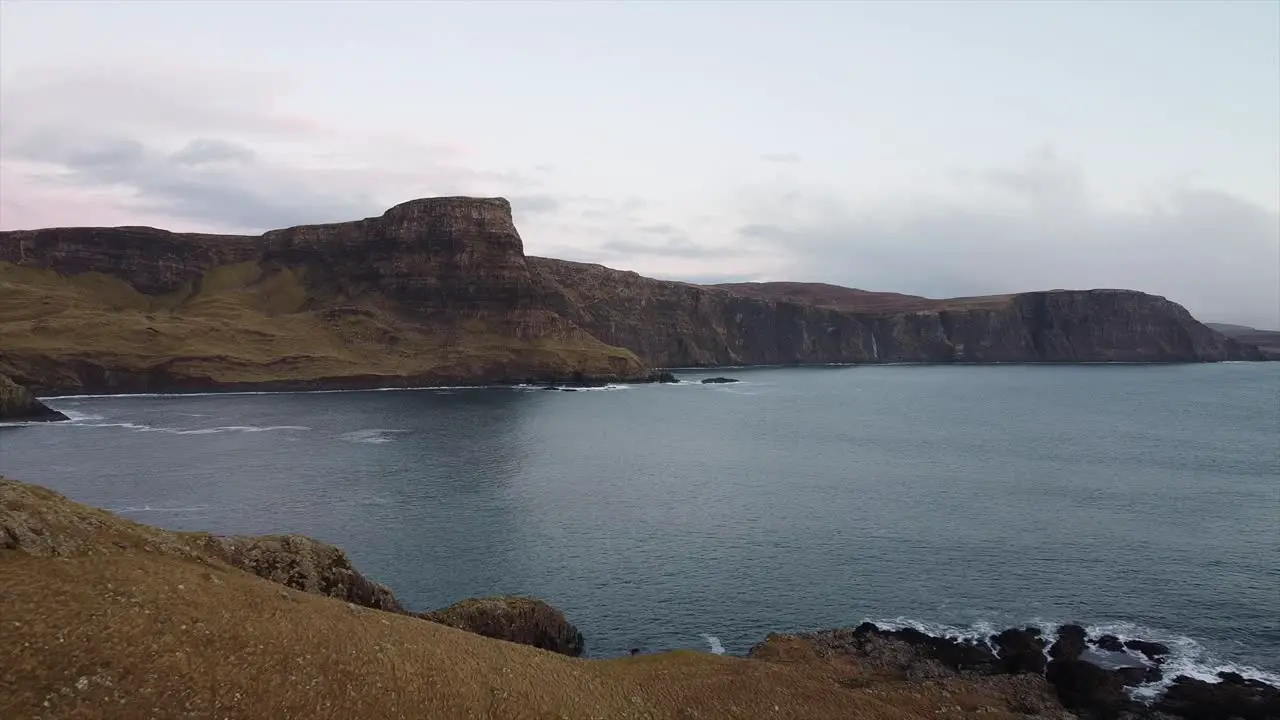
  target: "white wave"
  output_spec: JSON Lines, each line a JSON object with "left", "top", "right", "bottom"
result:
{"left": 58, "top": 409, "right": 105, "bottom": 422}
{"left": 110, "top": 504, "right": 208, "bottom": 514}
{"left": 863, "top": 616, "right": 1280, "bottom": 700}
{"left": 701, "top": 634, "right": 725, "bottom": 655}
{"left": 339, "top": 429, "right": 409, "bottom": 444}
{"left": 58, "top": 421, "right": 310, "bottom": 435}
{"left": 44, "top": 385, "right": 495, "bottom": 400}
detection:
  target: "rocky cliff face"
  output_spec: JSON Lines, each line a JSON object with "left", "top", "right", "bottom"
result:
{"left": 0, "top": 198, "right": 1262, "bottom": 395}
{"left": 0, "top": 198, "right": 647, "bottom": 394}
{"left": 0, "top": 374, "right": 67, "bottom": 422}
{"left": 533, "top": 258, "right": 1264, "bottom": 366}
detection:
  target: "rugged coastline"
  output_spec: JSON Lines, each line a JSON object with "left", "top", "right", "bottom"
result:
{"left": 0, "top": 196, "right": 1268, "bottom": 398}
{"left": 3, "top": 477, "right": 1276, "bottom": 719}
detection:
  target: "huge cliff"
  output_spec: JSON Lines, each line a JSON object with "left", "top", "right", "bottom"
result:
{"left": 0, "top": 197, "right": 1263, "bottom": 395}
{"left": 532, "top": 259, "right": 1264, "bottom": 366}
{"left": 0, "top": 198, "right": 646, "bottom": 394}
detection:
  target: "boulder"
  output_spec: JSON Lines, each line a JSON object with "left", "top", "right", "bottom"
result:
{"left": 1123, "top": 639, "right": 1171, "bottom": 662}
{"left": 1049, "top": 624, "right": 1088, "bottom": 661}
{"left": 991, "top": 627, "right": 1048, "bottom": 674}
{"left": 655, "top": 371, "right": 679, "bottom": 384}
{"left": 1045, "top": 659, "right": 1131, "bottom": 718}
{"left": 197, "top": 534, "right": 405, "bottom": 613}
{"left": 1095, "top": 634, "right": 1125, "bottom": 652}
{"left": 422, "top": 596, "right": 585, "bottom": 657}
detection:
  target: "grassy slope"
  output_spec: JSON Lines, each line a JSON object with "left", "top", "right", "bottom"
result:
{"left": 0, "top": 262, "right": 644, "bottom": 392}
{"left": 0, "top": 478, "right": 1066, "bottom": 720}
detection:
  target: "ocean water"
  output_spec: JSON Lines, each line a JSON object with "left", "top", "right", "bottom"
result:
{"left": 2, "top": 364, "right": 1278, "bottom": 687}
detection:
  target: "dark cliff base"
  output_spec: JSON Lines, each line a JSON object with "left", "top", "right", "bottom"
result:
{"left": 0, "top": 196, "right": 1267, "bottom": 395}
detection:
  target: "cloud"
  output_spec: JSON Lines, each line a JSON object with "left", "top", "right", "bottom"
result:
{"left": 734, "top": 152, "right": 1280, "bottom": 329}
{"left": 760, "top": 152, "right": 801, "bottom": 164}
{"left": 0, "top": 63, "right": 547, "bottom": 232}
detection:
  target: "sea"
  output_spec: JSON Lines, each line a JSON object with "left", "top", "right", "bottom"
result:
{"left": 3, "top": 363, "right": 1277, "bottom": 693}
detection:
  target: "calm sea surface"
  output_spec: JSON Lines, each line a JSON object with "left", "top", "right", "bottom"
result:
{"left": 3, "top": 364, "right": 1278, "bottom": 682}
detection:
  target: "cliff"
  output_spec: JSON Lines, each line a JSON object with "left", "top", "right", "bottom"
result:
{"left": 0, "top": 373, "right": 67, "bottom": 422}
{"left": 0, "top": 197, "right": 1263, "bottom": 396}
{"left": 1207, "top": 323, "right": 1280, "bottom": 360}
{"left": 0, "top": 198, "right": 647, "bottom": 394}
{"left": 533, "top": 258, "right": 1264, "bottom": 366}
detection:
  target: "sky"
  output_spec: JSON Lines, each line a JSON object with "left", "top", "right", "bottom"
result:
{"left": 1, "top": 1, "right": 1277, "bottom": 328}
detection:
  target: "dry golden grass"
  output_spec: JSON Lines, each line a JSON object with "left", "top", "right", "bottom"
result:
{"left": 0, "top": 262, "right": 644, "bottom": 391}
{"left": 1, "top": 478, "right": 1069, "bottom": 720}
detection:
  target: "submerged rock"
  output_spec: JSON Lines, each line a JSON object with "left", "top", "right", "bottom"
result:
{"left": 1123, "top": 639, "right": 1171, "bottom": 662}
{"left": 1095, "top": 634, "right": 1125, "bottom": 652}
{"left": 655, "top": 371, "right": 679, "bottom": 384}
{"left": 421, "top": 596, "right": 585, "bottom": 657}
{"left": 700, "top": 377, "right": 740, "bottom": 384}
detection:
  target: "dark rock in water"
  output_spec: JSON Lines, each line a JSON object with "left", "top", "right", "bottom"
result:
{"left": 420, "top": 596, "right": 585, "bottom": 657}
{"left": 1095, "top": 634, "right": 1125, "bottom": 652}
{"left": 761, "top": 623, "right": 1002, "bottom": 680}
{"left": 1155, "top": 672, "right": 1280, "bottom": 720}
{"left": 1050, "top": 624, "right": 1088, "bottom": 661}
{"left": 1113, "top": 664, "right": 1162, "bottom": 686}
{"left": 560, "top": 387, "right": 579, "bottom": 392}
{"left": 991, "top": 627, "right": 1047, "bottom": 674}
{"left": 0, "top": 374, "right": 68, "bottom": 422}
{"left": 1123, "top": 639, "right": 1170, "bottom": 662}
{"left": 655, "top": 371, "right": 679, "bottom": 384}
{"left": 700, "top": 377, "right": 739, "bottom": 384}
{"left": 1046, "top": 659, "right": 1131, "bottom": 718}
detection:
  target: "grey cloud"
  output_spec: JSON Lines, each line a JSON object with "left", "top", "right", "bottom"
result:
{"left": 736, "top": 159, "right": 1280, "bottom": 329}
{"left": 509, "top": 194, "right": 562, "bottom": 216}
{"left": 761, "top": 152, "right": 801, "bottom": 164}
{"left": 171, "top": 138, "right": 258, "bottom": 166}
{"left": 600, "top": 237, "right": 725, "bottom": 260}
{"left": 1, "top": 65, "right": 551, "bottom": 232}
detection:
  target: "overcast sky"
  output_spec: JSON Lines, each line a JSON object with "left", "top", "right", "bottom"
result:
{"left": 2, "top": 1, "right": 1277, "bottom": 328}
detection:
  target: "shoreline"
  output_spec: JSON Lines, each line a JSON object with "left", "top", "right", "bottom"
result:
{"left": 29, "top": 357, "right": 1274, "bottom": 400}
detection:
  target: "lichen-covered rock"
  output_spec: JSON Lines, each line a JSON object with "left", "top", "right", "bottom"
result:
{"left": 0, "top": 373, "right": 67, "bottom": 422}
{"left": 421, "top": 596, "right": 585, "bottom": 657}
{"left": 196, "top": 534, "right": 405, "bottom": 613}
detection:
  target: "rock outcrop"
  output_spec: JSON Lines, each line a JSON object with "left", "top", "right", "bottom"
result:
{"left": 0, "top": 197, "right": 1264, "bottom": 396}
{"left": 195, "top": 534, "right": 405, "bottom": 613}
{"left": 533, "top": 258, "right": 1265, "bottom": 367}
{"left": 0, "top": 373, "right": 67, "bottom": 422}
{"left": 421, "top": 596, "right": 586, "bottom": 657}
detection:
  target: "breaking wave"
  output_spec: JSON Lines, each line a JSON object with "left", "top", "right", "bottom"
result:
{"left": 701, "top": 634, "right": 726, "bottom": 655}
{"left": 338, "top": 429, "right": 410, "bottom": 444}
{"left": 865, "top": 616, "right": 1280, "bottom": 700}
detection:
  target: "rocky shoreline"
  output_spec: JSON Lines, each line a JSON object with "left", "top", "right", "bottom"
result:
{"left": 751, "top": 622, "right": 1279, "bottom": 719}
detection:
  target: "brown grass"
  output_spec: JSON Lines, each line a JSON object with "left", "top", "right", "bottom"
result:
{"left": 0, "top": 478, "right": 1070, "bottom": 720}
{"left": 0, "top": 262, "right": 644, "bottom": 392}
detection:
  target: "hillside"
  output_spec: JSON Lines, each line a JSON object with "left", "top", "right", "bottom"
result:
{"left": 1, "top": 477, "right": 1070, "bottom": 720}
{"left": 0, "top": 197, "right": 1265, "bottom": 395}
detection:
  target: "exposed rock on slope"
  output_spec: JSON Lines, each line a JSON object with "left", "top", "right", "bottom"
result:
{"left": 0, "top": 373, "right": 66, "bottom": 422}
{"left": 533, "top": 258, "right": 1263, "bottom": 366}
{"left": 0, "top": 198, "right": 647, "bottom": 395}
{"left": 1207, "top": 323, "right": 1280, "bottom": 359}
{"left": 196, "top": 534, "right": 405, "bottom": 613}
{"left": 422, "top": 596, "right": 586, "bottom": 657}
